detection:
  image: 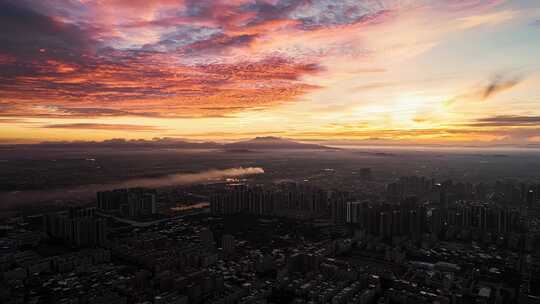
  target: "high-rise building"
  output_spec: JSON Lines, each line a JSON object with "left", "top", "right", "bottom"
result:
{"left": 221, "top": 234, "right": 235, "bottom": 255}
{"left": 43, "top": 207, "right": 106, "bottom": 248}
{"left": 346, "top": 201, "right": 362, "bottom": 224}
{"left": 379, "top": 212, "right": 391, "bottom": 238}
{"left": 527, "top": 189, "right": 536, "bottom": 208}
{"left": 97, "top": 188, "right": 157, "bottom": 217}
{"left": 210, "top": 183, "right": 329, "bottom": 219}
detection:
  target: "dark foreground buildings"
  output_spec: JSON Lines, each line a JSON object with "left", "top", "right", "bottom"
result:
{"left": 2, "top": 178, "right": 540, "bottom": 303}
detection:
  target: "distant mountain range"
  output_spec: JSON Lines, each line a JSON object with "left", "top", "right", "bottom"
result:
{"left": 223, "top": 136, "right": 332, "bottom": 150}
{"left": 20, "top": 136, "right": 334, "bottom": 150}
{"left": 35, "top": 138, "right": 222, "bottom": 149}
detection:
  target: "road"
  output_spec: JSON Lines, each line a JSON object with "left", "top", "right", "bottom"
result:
{"left": 96, "top": 208, "right": 209, "bottom": 227}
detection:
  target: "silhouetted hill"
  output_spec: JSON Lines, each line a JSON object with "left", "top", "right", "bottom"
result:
{"left": 4, "top": 137, "right": 334, "bottom": 150}
{"left": 32, "top": 138, "right": 221, "bottom": 149}
{"left": 224, "top": 136, "right": 333, "bottom": 150}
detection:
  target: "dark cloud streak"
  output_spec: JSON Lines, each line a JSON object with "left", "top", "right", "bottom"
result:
{"left": 41, "top": 123, "right": 167, "bottom": 132}
{"left": 483, "top": 74, "right": 524, "bottom": 100}
{"left": 468, "top": 115, "right": 540, "bottom": 127}
{"left": 446, "top": 73, "right": 526, "bottom": 105}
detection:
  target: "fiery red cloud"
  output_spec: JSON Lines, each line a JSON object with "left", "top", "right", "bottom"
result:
{"left": 0, "top": 51, "right": 320, "bottom": 118}
{"left": 0, "top": 0, "right": 405, "bottom": 118}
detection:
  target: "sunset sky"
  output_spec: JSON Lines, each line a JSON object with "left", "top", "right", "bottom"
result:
{"left": 1, "top": 0, "right": 539, "bottom": 145}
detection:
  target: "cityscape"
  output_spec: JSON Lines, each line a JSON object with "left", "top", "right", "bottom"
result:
{"left": 2, "top": 0, "right": 540, "bottom": 304}
{"left": 2, "top": 145, "right": 540, "bottom": 304}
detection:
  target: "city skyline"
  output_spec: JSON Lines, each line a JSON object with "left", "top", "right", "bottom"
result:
{"left": 1, "top": 0, "right": 540, "bottom": 145}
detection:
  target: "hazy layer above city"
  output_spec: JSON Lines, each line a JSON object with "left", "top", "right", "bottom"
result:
{"left": 2, "top": 138, "right": 540, "bottom": 212}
